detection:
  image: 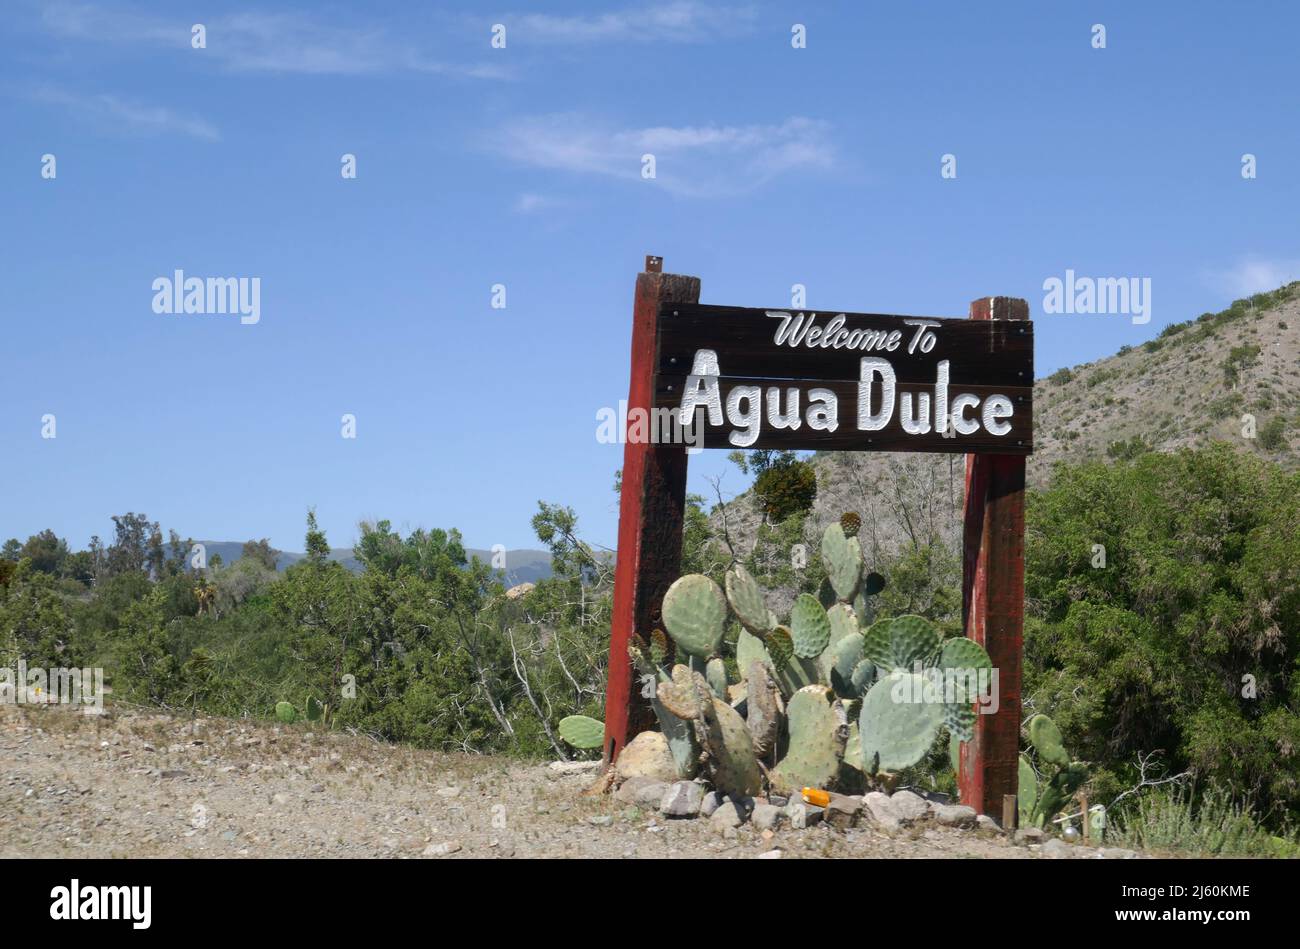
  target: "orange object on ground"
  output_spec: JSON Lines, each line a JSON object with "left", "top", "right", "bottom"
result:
{"left": 801, "top": 787, "right": 830, "bottom": 807}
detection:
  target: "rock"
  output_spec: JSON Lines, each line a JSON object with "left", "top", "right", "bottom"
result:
{"left": 752, "top": 803, "right": 784, "bottom": 832}
{"left": 422, "top": 841, "right": 462, "bottom": 856}
{"left": 725, "top": 794, "right": 755, "bottom": 820}
{"left": 505, "top": 582, "right": 535, "bottom": 599}
{"left": 862, "top": 791, "right": 903, "bottom": 831}
{"left": 271, "top": 792, "right": 290, "bottom": 805}
{"left": 660, "top": 781, "right": 706, "bottom": 818}
{"left": 160, "top": 769, "right": 188, "bottom": 780}
{"left": 767, "top": 793, "right": 790, "bottom": 808}
{"left": 889, "top": 790, "right": 931, "bottom": 822}
{"left": 975, "top": 814, "right": 1002, "bottom": 833}
{"left": 825, "top": 793, "right": 863, "bottom": 830}
{"left": 711, "top": 801, "right": 744, "bottom": 830}
{"left": 587, "top": 815, "right": 613, "bottom": 827}
{"left": 1041, "top": 838, "right": 1072, "bottom": 859}
{"left": 1014, "top": 827, "right": 1046, "bottom": 846}
{"left": 615, "top": 731, "right": 679, "bottom": 783}
{"left": 757, "top": 849, "right": 782, "bottom": 859}
{"left": 614, "top": 777, "right": 670, "bottom": 809}
{"left": 785, "top": 801, "right": 824, "bottom": 829}
{"left": 934, "top": 804, "right": 978, "bottom": 829}
{"left": 699, "top": 791, "right": 725, "bottom": 818}
{"left": 548, "top": 760, "right": 601, "bottom": 775}
{"left": 435, "top": 787, "right": 460, "bottom": 798}
{"left": 1099, "top": 847, "right": 1138, "bottom": 859}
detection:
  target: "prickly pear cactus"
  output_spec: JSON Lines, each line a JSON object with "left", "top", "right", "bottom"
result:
{"left": 1027, "top": 714, "right": 1069, "bottom": 767}
{"left": 705, "top": 657, "right": 730, "bottom": 699}
{"left": 862, "top": 614, "right": 942, "bottom": 672}
{"left": 275, "top": 701, "right": 297, "bottom": 724}
{"left": 767, "top": 626, "right": 794, "bottom": 669}
{"left": 770, "top": 685, "right": 848, "bottom": 793}
{"left": 696, "top": 693, "right": 762, "bottom": 797}
{"left": 744, "top": 660, "right": 782, "bottom": 760}
{"left": 661, "top": 574, "right": 727, "bottom": 658}
{"left": 657, "top": 663, "right": 709, "bottom": 720}
{"left": 820, "top": 522, "right": 863, "bottom": 601}
{"left": 736, "top": 628, "right": 773, "bottom": 680}
{"left": 725, "top": 564, "right": 773, "bottom": 635}
{"left": 789, "top": 594, "right": 832, "bottom": 659}
{"left": 1018, "top": 754, "right": 1039, "bottom": 821}
{"left": 558, "top": 714, "right": 605, "bottom": 750}
{"left": 305, "top": 695, "right": 325, "bottom": 723}
{"left": 858, "top": 671, "right": 944, "bottom": 773}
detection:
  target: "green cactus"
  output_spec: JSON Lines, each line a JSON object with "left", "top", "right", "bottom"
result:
{"left": 736, "top": 628, "right": 773, "bottom": 680}
{"left": 558, "top": 714, "right": 605, "bottom": 750}
{"left": 724, "top": 564, "right": 773, "bottom": 635}
{"left": 1019, "top": 714, "right": 1090, "bottom": 827}
{"left": 1027, "top": 714, "right": 1070, "bottom": 768}
{"left": 305, "top": 695, "right": 325, "bottom": 723}
{"left": 275, "top": 701, "right": 297, "bottom": 724}
{"left": 858, "top": 671, "right": 945, "bottom": 773}
{"left": 790, "top": 594, "right": 832, "bottom": 659}
{"left": 696, "top": 692, "right": 762, "bottom": 797}
{"left": 770, "top": 685, "right": 849, "bottom": 793}
{"left": 862, "top": 614, "right": 942, "bottom": 672}
{"left": 820, "top": 522, "right": 863, "bottom": 601}
{"left": 852, "top": 613, "right": 991, "bottom": 775}
{"left": 766, "top": 626, "right": 794, "bottom": 669}
{"left": 705, "top": 657, "right": 730, "bottom": 699}
{"left": 1018, "top": 754, "right": 1038, "bottom": 820}
{"left": 626, "top": 524, "right": 892, "bottom": 798}
{"left": 661, "top": 573, "right": 727, "bottom": 658}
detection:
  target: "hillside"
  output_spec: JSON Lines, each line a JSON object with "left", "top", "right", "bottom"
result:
{"left": 714, "top": 282, "right": 1300, "bottom": 564}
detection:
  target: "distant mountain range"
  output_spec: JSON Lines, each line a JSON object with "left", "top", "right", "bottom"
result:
{"left": 196, "top": 542, "right": 554, "bottom": 585}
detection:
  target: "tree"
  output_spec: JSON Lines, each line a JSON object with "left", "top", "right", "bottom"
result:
{"left": 240, "top": 538, "right": 279, "bottom": 572}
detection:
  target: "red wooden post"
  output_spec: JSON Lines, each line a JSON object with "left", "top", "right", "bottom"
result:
{"left": 602, "top": 256, "right": 701, "bottom": 766}
{"left": 958, "top": 296, "right": 1029, "bottom": 817}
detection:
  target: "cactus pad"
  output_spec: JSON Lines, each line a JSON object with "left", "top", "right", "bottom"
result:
{"left": 766, "top": 626, "right": 794, "bottom": 669}
{"left": 724, "top": 564, "right": 773, "bottom": 635}
{"left": 661, "top": 573, "right": 727, "bottom": 658}
{"left": 558, "top": 714, "right": 605, "bottom": 749}
{"left": 1027, "top": 714, "right": 1070, "bottom": 767}
{"left": 858, "top": 671, "right": 944, "bottom": 773}
{"left": 696, "top": 692, "right": 762, "bottom": 797}
{"left": 828, "top": 631, "right": 868, "bottom": 699}
{"left": 770, "top": 685, "right": 848, "bottom": 793}
{"left": 275, "top": 701, "right": 297, "bottom": 724}
{"left": 790, "top": 594, "right": 832, "bottom": 659}
{"left": 657, "top": 663, "right": 709, "bottom": 720}
{"left": 705, "top": 657, "right": 730, "bottom": 699}
{"left": 649, "top": 628, "right": 671, "bottom": 666}
{"left": 735, "top": 628, "right": 773, "bottom": 680}
{"left": 861, "top": 614, "right": 942, "bottom": 672}
{"left": 744, "top": 660, "right": 782, "bottom": 759}
{"left": 820, "top": 522, "right": 863, "bottom": 602}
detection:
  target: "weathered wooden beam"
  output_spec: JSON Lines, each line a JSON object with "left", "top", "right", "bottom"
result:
{"left": 602, "top": 256, "right": 701, "bottom": 766}
{"left": 958, "top": 296, "right": 1029, "bottom": 816}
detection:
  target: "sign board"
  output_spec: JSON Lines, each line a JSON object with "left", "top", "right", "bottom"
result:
{"left": 652, "top": 303, "right": 1033, "bottom": 454}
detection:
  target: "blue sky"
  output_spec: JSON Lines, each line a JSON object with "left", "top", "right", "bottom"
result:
{"left": 2, "top": 0, "right": 1298, "bottom": 555}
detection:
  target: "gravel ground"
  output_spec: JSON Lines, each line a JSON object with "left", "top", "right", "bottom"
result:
{"left": 0, "top": 705, "right": 1126, "bottom": 859}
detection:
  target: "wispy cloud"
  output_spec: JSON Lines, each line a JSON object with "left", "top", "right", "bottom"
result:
{"left": 1207, "top": 256, "right": 1300, "bottom": 298}
{"left": 488, "top": 114, "right": 835, "bottom": 197}
{"left": 513, "top": 193, "right": 569, "bottom": 214}
{"left": 511, "top": 2, "right": 757, "bottom": 44}
{"left": 38, "top": 2, "right": 507, "bottom": 78}
{"left": 33, "top": 86, "right": 220, "bottom": 141}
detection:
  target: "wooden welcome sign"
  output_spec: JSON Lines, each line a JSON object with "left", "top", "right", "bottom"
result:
{"left": 654, "top": 305, "right": 1033, "bottom": 453}
{"left": 606, "top": 256, "right": 1030, "bottom": 821}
